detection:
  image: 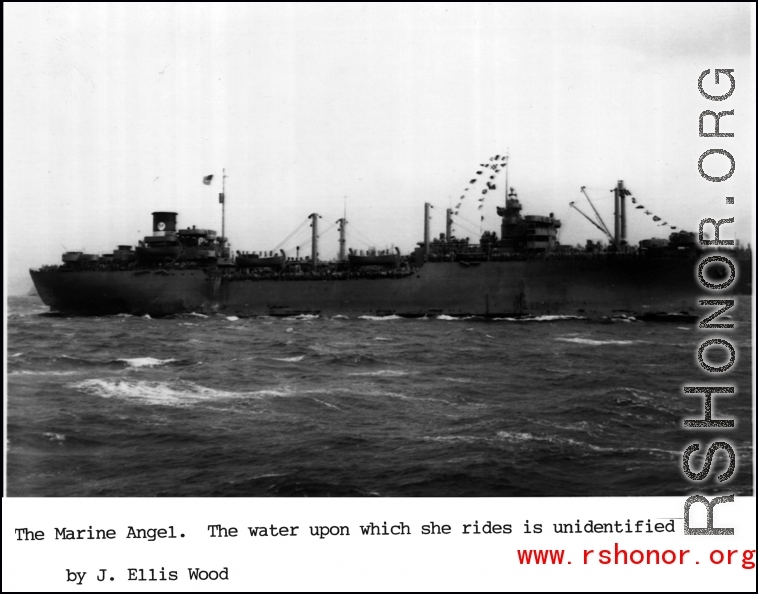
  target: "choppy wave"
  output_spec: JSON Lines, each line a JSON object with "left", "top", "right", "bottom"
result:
{"left": 494, "top": 314, "right": 587, "bottom": 322}
{"left": 310, "top": 398, "right": 344, "bottom": 411}
{"left": 9, "top": 370, "right": 81, "bottom": 376}
{"left": 495, "top": 430, "right": 679, "bottom": 458}
{"left": 42, "top": 432, "right": 66, "bottom": 442}
{"left": 347, "top": 369, "right": 409, "bottom": 377}
{"left": 358, "top": 315, "right": 402, "bottom": 321}
{"left": 116, "top": 357, "right": 179, "bottom": 368}
{"left": 70, "top": 379, "right": 292, "bottom": 406}
{"left": 8, "top": 294, "right": 753, "bottom": 497}
{"left": 555, "top": 337, "right": 636, "bottom": 346}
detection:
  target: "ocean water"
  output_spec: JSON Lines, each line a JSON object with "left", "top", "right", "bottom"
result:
{"left": 6, "top": 295, "right": 753, "bottom": 497}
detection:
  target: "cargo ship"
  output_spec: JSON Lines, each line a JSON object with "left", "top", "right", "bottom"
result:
{"left": 29, "top": 171, "right": 751, "bottom": 319}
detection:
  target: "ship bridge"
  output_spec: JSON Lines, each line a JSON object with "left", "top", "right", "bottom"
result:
{"left": 496, "top": 190, "right": 560, "bottom": 254}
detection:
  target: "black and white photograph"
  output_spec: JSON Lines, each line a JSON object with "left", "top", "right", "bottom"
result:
{"left": 5, "top": 2, "right": 753, "bottom": 497}
{"left": 4, "top": 3, "right": 755, "bottom": 590}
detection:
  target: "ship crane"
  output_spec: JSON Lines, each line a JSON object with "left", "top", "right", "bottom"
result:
{"left": 570, "top": 186, "right": 620, "bottom": 249}
{"left": 569, "top": 201, "right": 615, "bottom": 245}
{"left": 580, "top": 186, "right": 614, "bottom": 241}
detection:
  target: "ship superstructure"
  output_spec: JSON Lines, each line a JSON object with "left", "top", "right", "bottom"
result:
{"left": 30, "top": 162, "right": 751, "bottom": 318}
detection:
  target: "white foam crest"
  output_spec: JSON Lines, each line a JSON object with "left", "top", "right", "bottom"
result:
{"left": 226, "top": 316, "right": 240, "bottom": 321}
{"left": 373, "top": 337, "right": 392, "bottom": 341}
{"left": 496, "top": 431, "right": 537, "bottom": 443}
{"left": 495, "top": 430, "right": 676, "bottom": 457}
{"left": 252, "top": 473, "right": 288, "bottom": 479}
{"left": 292, "top": 314, "right": 320, "bottom": 320}
{"left": 423, "top": 435, "right": 481, "bottom": 444}
{"left": 42, "top": 432, "right": 66, "bottom": 441}
{"left": 436, "top": 315, "right": 458, "bottom": 321}
{"left": 495, "top": 315, "right": 587, "bottom": 322}
{"left": 677, "top": 327, "right": 690, "bottom": 330}
{"left": 11, "top": 353, "right": 23, "bottom": 357}
{"left": 70, "top": 379, "right": 291, "bottom": 406}
{"left": 141, "top": 314, "right": 152, "bottom": 319}
{"left": 441, "top": 376, "right": 473, "bottom": 383}
{"left": 555, "top": 337, "right": 635, "bottom": 346}
{"left": 497, "top": 431, "right": 590, "bottom": 450}
{"left": 358, "top": 315, "right": 402, "bottom": 321}
{"left": 367, "top": 389, "right": 451, "bottom": 405}
{"left": 531, "top": 419, "right": 595, "bottom": 434}
{"left": 310, "top": 398, "right": 344, "bottom": 411}
{"left": 536, "top": 315, "right": 586, "bottom": 321}
{"left": 348, "top": 369, "right": 409, "bottom": 377}
{"left": 118, "top": 357, "right": 178, "bottom": 368}
{"left": 332, "top": 315, "right": 349, "bottom": 320}
{"left": 272, "top": 355, "right": 305, "bottom": 362}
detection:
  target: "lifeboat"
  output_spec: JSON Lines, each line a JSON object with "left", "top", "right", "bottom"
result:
{"left": 348, "top": 248, "right": 400, "bottom": 267}
{"left": 236, "top": 251, "right": 285, "bottom": 269}
{"left": 135, "top": 237, "right": 183, "bottom": 262}
{"left": 61, "top": 252, "right": 83, "bottom": 263}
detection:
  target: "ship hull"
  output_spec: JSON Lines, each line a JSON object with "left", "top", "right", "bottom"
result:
{"left": 30, "top": 269, "right": 216, "bottom": 316}
{"left": 31, "top": 257, "right": 748, "bottom": 318}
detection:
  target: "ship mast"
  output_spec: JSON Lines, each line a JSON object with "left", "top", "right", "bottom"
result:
{"left": 338, "top": 197, "right": 347, "bottom": 261}
{"left": 503, "top": 150, "right": 509, "bottom": 210}
{"left": 338, "top": 217, "right": 347, "bottom": 261}
{"left": 220, "top": 168, "right": 227, "bottom": 255}
{"left": 424, "top": 203, "right": 431, "bottom": 254}
{"left": 310, "top": 213, "right": 319, "bottom": 266}
{"left": 445, "top": 208, "right": 453, "bottom": 242}
{"left": 613, "top": 179, "right": 627, "bottom": 250}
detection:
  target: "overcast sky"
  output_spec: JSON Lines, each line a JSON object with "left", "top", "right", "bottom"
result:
{"left": 4, "top": 3, "right": 754, "bottom": 293}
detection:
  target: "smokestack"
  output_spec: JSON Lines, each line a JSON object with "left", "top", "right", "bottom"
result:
{"left": 151, "top": 212, "right": 177, "bottom": 237}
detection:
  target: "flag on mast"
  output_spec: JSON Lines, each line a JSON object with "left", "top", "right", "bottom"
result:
{"left": 203, "top": 174, "right": 213, "bottom": 185}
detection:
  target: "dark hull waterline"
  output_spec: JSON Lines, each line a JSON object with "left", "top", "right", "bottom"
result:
{"left": 30, "top": 258, "right": 749, "bottom": 319}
